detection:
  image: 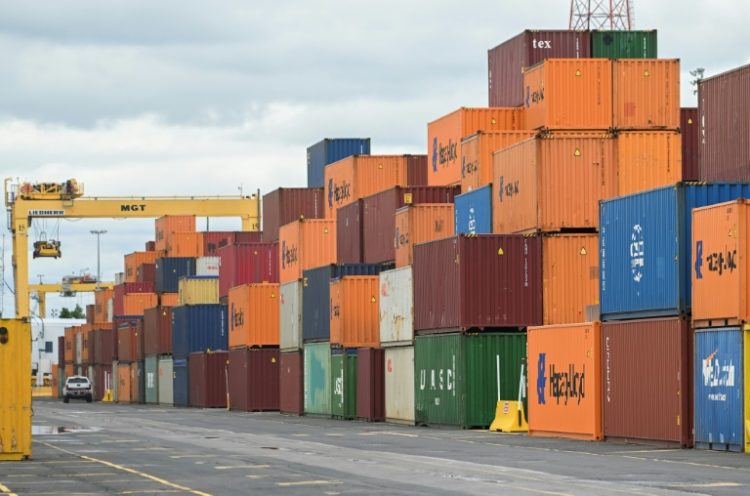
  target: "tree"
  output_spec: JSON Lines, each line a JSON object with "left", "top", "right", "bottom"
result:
{"left": 59, "top": 304, "right": 85, "bottom": 319}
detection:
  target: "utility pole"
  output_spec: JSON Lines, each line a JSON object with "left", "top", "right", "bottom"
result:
{"left": 90, "top": 230, "right": 107, "bottom": 289}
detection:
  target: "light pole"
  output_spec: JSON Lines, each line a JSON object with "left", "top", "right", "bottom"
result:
{"left": 90, "top": 230, "right": 107, "bottom": 288}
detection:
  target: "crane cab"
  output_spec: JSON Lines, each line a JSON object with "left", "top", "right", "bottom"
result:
{"left": 17, "top": 179, "right": 83, "bottom": 201}
{"left": 32, "top": 240, "right": 61, "bottom": 259}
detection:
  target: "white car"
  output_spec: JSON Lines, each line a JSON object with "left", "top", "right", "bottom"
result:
{"left": 62, "top": 376, "right": 93, "bottom": 403}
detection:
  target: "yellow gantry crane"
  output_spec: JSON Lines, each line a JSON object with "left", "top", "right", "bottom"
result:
{"left": 1, "top": 178, "right": 260, "bottom": 461}
{"left": 29, "top": 281, "right": 115, "bottom": 318}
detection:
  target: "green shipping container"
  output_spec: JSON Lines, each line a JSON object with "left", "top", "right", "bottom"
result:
{"left": 591, "top": 30, "right": 657, "bottom": 58}
{"left": 304, "top": 342, "right": 331, "bottom": 416}
{"left": 331, "top": 349, "right": 357, "bottom": 419}
{"left": 415, "top": 333, "right": 526, "bottom": 428}
{"left": 144, "top": 355, "right": 159, "bottom": 404}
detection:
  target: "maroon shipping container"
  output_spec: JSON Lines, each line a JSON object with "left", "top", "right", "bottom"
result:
{"left": 113, "top": 282, "right": 154, "bottom": 316}
{"left": 57, "top": 336, "right": 65, "bottom": 365}
{"left": 145, "top": 241, "right": 156, "bottom": 252}
{"left": 136, "top": 263, "right": 156, "bottom": 285}
{"left": 92, "top": 364, "right": 113, "bottom": 402}
{"left": 131, "top": 361, "right": 144, "bottom": 404}
{"left": 227, "top": 348, "right": 280, "bottom": 411}
{"left": 203, "top": 231, "right": 263, "bottom": 256}
{"left": 93, "top": 329, "right": 115, "bottom": 365}
{"left": 218, "top": 242, "right": 279, "bottom": 298}
{"left": 262, "top": 188, "right": 325, "bottom": 243}
{"left": 115, "top": 318, "right": 143, "bottom": 362}
{"left": 488, "top": 30, "right": 591, "bottom": 107}
{"left": 406, "top": 155, "right": 428, "bottom": 186}
{"left": 698, "top": 64, "right": 750, "bottom": 181}
{"left": 413, "top": 235, "right": 542, "bottom": 331}
{"left": 357, "top": 348, "right": 385, "bottom": 422}
{"left": 680, "top": 108, "right": 699, "bottom": 181}
{"left": 143, "top": 306, "right": 173, "bottom": 356}
{"left": 337, "top": 200, "right": 364, "bottom": 263}
{"left": 188, "top": 351, "right": 229, "bottom": 408}
{"left": 362, "top": 186, "right": 460, "bottom": 264}
{"left": 280, "top": 350, "right": 303, "bottom": 415}
{"left": 86, "top": 304, "right": 95, "bottom": 324}
{"left": 601, "top": 317, "right": 693, "bottom": 447}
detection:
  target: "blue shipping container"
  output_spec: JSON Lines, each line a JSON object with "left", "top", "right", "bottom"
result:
{"left": 171, "top": 304, "right": 227, "bottom": 357}
{"left": 454, "top": 185, "right": 492, "bottom": 235}
{"left": 694, "top": 327, "right": 746, "bottom": 452}
{"left": 600, "top": 183, "right": 750, "bottom": 320}
{"left": 173, "top": 358, "right": 189, "bottom": 407}
{"left": 156, "top": 257, "right": 196, "bottom": 293}
{"left": 307, "top": 138, "right": 371, "bottom": 188}
{"left": 303, "top": 263, "right": 394, "bottom": 342}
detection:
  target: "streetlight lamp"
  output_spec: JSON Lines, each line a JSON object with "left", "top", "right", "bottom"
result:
{"left": 90, "top": 230, "right": 107, "bottom": 288}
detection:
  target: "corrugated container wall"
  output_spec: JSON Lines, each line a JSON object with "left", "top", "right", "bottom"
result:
{"left": 460, "top": 131, "right": 536, "bottom": 192}
{"left": 143, "top": 306, "right": 173, "bottom": 356}
{"left": 616, "top": 131, "right": 682, "bottom": 197}
{"left": 414, "top": 235, "right": 543, "bottom": 331}
{"left": 279, "top": 219, "right": 336, "bottom": 284}
{"left": 280, "top": 351, "right": 303, "bottom": 415}
{"left": 117, "top": 363, "right": 131, "bottom": 404}
{"left": 160, "top": 293, "right": 178, "bottom": 307}
{"left": 406, "top": 154, "right": 428, "bottom": 186}
{"left": 602, "top": 317, "right": 693, "bottom": 446}
{"left": 137, "top": 263, "right": 156, "bottom": 285}
{"left": 189, "top": 351, "right": 228, "bottom": 408}
{"left": 307, "top": 138, "right": 371, "bottom": 189}
{"left": 543, "top": 234, "right": 599, "bottom": 325}
{"left": 124, "top": 251, "right": 161, "bottom": 283}
{"left": 227, "top": 348, "right": 279, "bottom": 411}
{"left": 591, "top": 30, "right": 657, "bottom": 58}
{"left": 384, "top": 346, "right": 415, "bottom": 424}
{"left": 262, "top": 188, "right": 325, "bottom": 242}
{"left": 228, "top": 283, "right": 280, "bottom": 348}
{"left": 218, "top": 242, "right": 279, "bottom": 298}
{"left": 528, "top": 323, "right": 602, "bottom": 440}
{"left": 280, "top": 281, "right": 303, "bottom": 351}
{"left": 488, "top": 30, "right": 591, "bottom": 107}
{"left": 331, "top": 349, "right": 357, "bottom": 420}
{"left": 173, "top": 358, "right": 188, "bottom": 407}
{"left": 155, "top": 258, "right": 196, "bottom": 294}
{"left": 698, "top": 64, "right": 750, "bottom": 181}
{"left": 681, "top": 108, "right": 699, "bottom": 181}
{"left": 168, "top": 232, "right": 203, "bottom": 258}
{"left": 599, "top": 183, "right": 750, "bottom": 320}
{"left": 455, "top": 185, "right": 493, "bottom": 235}
{"left": 130, "top": 361, "right": 144, "bottom": 404}
{"left": 336, "top": 200, "right": 363, "bottom": 263}
{"left": 395, "top": 204, "right": 455, "bottom": 268}
{"left": 158, "top": 356, "right": 173, "bottom": 405}
{"left": 95, "top": 289, "right": 113, "bottom": 323}
{"left": 329, "top": 276, "right": 380, "bottom": 348}
{"left": 144, "top": 355, "right": 158, "bottom": 404}
{"left": 196, "top": 256, "right": 220, "bottom": 276}
{"left": 357, "top": 348, "right": 385, "bottom": 422}
{"left": 427, "top": 107, "right": 524, "bottom": 186}
{"left": 92, "top": 329, "right": 114, "bottom": 365}
{"left": 524, "top": 59, "right": 613, "bottom": 130}
{"left": 304, "top": 342, "right": 331, "bottom": 416}
{"left": 379, "top": 266, "right": 414, "bottom": 347}
{"left": 203, "top": 231, "right": 263, "bottom": 256}
{"left": 171, "top": 305, "right": 227, "bottom": 358}
{"left": 155, "top": 215, "right": 196, "bottom": 252}
{"left": 113, "top": 282, "right": 153, "bottom": 316}
{"left": 122, "top": 293, "right": 158, "bottom": 317}
{"left": 178, "top": 276, "right": 219, "bottom": 305}
{"left": 613, "top": 59, "right": 680, "bottom": 130}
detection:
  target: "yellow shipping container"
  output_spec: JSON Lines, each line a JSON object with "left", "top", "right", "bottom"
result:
{"left": 178, "top": 277, "right": 219, "bottom": 305}
{"left": 0, "top": 319, "right": 32, "bottom": 460}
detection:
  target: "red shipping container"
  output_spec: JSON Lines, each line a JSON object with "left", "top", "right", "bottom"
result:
{"left": 92, "top": 364, "right": 113, "bottom": 402}
{"left": 189, "top": 351, "right": 228, "bottom": 408}
{"left": 413, "top": 235, "right": 543, "bottom": 331}
{"left": 113, "top": 282, "right": 155, "bottom": 316}
{"left": 218, "top": 242, "right": 279, "bottom": 298}
{"left": 203, "top": 231, "right": 263, "bottom": 256}
{"left": 143, "top": 307, "right": 173, "bottom": 356}
{"left": 227, "top": 348, "right": 280, "bottom": 411}
{"left": 92, "top": 329, "right": 114, "bottom": 365}
{"left": 336, "top": 200, "right": 364, "bottom": 264}
{"left": 136, "top": 263, "right": 156, "bottom": 285}
{"left": 357, "top": 348, "right": 385, "bottom": 422}
{"left": 680, "top": 108, "right": 699, "bottom": 181}
{"left": 406, "top": 155, "right": 428, "bottom": 186}
{"left": 113, "top": 317, "right": 143, "bottom": 362}
{"left": 262, "top": 188, "right": 325, "bottom": 243}
{"left": 362, "top": 186, "right": 460, "bottom": 264}
{"left": 86, "top": 304, "right": 95, "bottom": 325}
{"left": 280, "top": 350, "right": 303, "bottom": 416}
{"left": 57, "top": 336, "right": 65, "bottom": 365}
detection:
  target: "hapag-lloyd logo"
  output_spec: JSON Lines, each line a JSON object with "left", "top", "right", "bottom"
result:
{"left": 281, "top": 240, "right": 298, "bottom": 269}
{"left": 327, "top": 177, "right": 351, "bottom": 208}
{"left": 431, "top": 136, "right": 458, "bottom": 174}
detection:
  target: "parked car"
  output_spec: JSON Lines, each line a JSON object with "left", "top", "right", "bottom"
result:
{"left": 62, "top": 376, "right": 93, "bottom": 403}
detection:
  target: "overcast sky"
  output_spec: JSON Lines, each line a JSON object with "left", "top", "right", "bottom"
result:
{"left": 1, "top": 0, "right": 748, "bottom": 317}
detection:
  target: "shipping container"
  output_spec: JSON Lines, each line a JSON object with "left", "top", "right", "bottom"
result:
{"left": 203, "top": 231, "right": 260, "bottom": 256}
{"left": 155, "top": 215, "right": 196, "bottom": 252}
{"left": 122, "top": 293, "right": 158, "bottom": 316}
{"left": 124, "top": 251, "right": 162, "bottom": 283}
{"left": 357, "top": 348, "right": 385, "bottom": 422}
{"left": 86, "top": 304, "right": 95, "bottom": 325}
{"left": 116, "top": 319, "right": 143, "bottom": 363}
{"left": 379, "top": 266, "right": 414, "bottom": 347}
{"left": 144, "top": 355, "right": 158, "bottom": 404}
{"left": 543, "top": 234, "right": 599, "bottom": 325}
{"left": 145, "top": 240, "right": 156, "bottom": 251}
{"left": 279, "top": 219, "right": 336, "bottom": 284}
{"left": 601, "top": 317, "right": 693, "bottom": 447}
{"left": 110, "top": 360, "right": 118, "bottom": 401}
{"left": 692, "top": 200, "right": 750, "bottom": 324}
{"left": 228, "top": 283, "right": 280, "bottom": 348}
{"left": 189, "top": 351, "right": 228, "bottom": 408}
{"left": 172, "top": 304, "right": 228, "bottom": 358}
{"left": 307, "top": 138, "right": 371, "bottom": 188}
{"left": 616, "top": 131, "right": 682, "bottom": 197}
{"left": 337, "top": 200, "right": 363, "bottom": 263}
{"left": 92, "top": 364, "right": 112, "bottom": 402}
{"left": 113, "top": 282, "right": 154, "bottom": 316}
{"left": 428, "top": 108, "right": 524, "bottom": 186}
{"left": 488, "top": 30, "right": 591, "bottom": 107}
{"left": 330, "top": 276, "right": 380, "bottom": 348}
{"left": 160, "top": 293, "right": 179, "bottom": 307}
{"left": 111, "top": 316, "right": 143, "bottom": 359}
{"left": 173, "top": 358, "right": 189, "bottom": 407}
{"left": 415, "top": 333, "right": 526, "bottom": 428}
{"left": 362, "top": 186, "right": 460, "bottom": 263}
{"left": 263, "top": 188, "right": 326, "bottom": 242}
{"left": 591, "top": 30, "right": 657, "bottom": 58}
{"left": 168, "top": 231, "right": 204, "bottom": 258}
{"left": 406, "top": 155, "right": 428, "bottom": 186}
{"left": 196, "top": 256, "right": 220, "bottom": 276}
{"left": 694, "top": 327, "right": 749, "bottom": 452}
{"left": 528, "top": 323, "right": 602, "bottom": 440}
{"left": 384, "top": 346, "right": 415, "bottom": 424}
{"left": 331, "top": 349, "right": 357, "bottom": 419}
{"left": 143, "top": 306, "right": 172, "bottom": 356}
{"left": 681, "top": 108, "right": 699, "bottom": 181}
{"left": 454, "top": 185, "right": 493, "bottom": 235}
{"left": 157, "top": 356, "right": 174, "bottom": 406}
{"left": 493, "top": 134, "right": 616, "bottom": 233}
{"left": 280, "top": 351, "right": 303, "bottom": 415}
{"left": 137, "top": 263, "right": 156, "bottom": 285}
{"left": 413, "top": 235, "right": 543, "bottom": 331}
{"left": 227, "top": 348, "right": 279, "bottom": 411}
{"left": 95, "top": 288, "right": 113, "bottom": 323}
{"left": 218, "top": 242, "right": 279, "bottom": 297}
{"left": 155, "top": 257, "right": 196, "bottom": 294}
{"left": 117, "top": 362, "right": 131, "bottom": 404}
{"left": 130, "top": 361, "right": 144, "bottom": 404}
{"left": 304, "top": 342, "right": 331, "bottom": 416}
{"left": 280, "top": 281, "right": 303, "bottom": 351}
{"left": 178, "top": 276, "right": 219, "bottom": 305}
{"left": 613, "top": 59, "right": 680, "bottom": 130}
{"left": 599, "top": 183, "right": 750, "bottom": 320}
{"left": 395, "top": 204, "right": 455, "bottom": 268}
{"left": 698, "top": 64, "right": 750, "bottom": 181}
{"left": 460, "top": 131, "right": 536, "bottom": 192}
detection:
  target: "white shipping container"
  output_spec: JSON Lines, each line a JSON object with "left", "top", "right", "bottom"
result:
{"left": 379, "top": 266, "right": 414, "bottom": 346}
{"left": 385, "top": 346, "right": 415, "bottom": 424}
{"left": 158, "top": 356, "right": 173, "bottom": 406}
{"left": 196, "top": 256, "right": 220, "bottom": 276}
{"left": 75, "top": 332, "right": 83, "bottom": 365}
{"left": 107, "top": 299, "right": 114, "bottom": 322}
{"left": 115, "top": 272, "right": 125, "bottom": 285}
{"left": 280, "top": 281, "right": 303, "bottom": 351}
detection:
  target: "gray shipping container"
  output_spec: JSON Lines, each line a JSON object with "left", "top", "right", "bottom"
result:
{"left": 158, "top": 356, "right": 174, "bottom": 406}
{"left": 145, "top": 355, "right": 159, "bottom": 404}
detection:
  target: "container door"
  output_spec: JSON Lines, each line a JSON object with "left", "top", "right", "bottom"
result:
{"left": 0, "top": 320, "right": 32, "bottom": 460}
{"left": 330, "top": 353, "right": 343, "bottom": 418}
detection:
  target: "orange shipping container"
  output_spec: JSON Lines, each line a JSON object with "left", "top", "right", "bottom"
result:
{"left": 95, "top": 288, "right": 113, "bottom": 323}
{"left": 692, "top": 200, "right": 750, "bottom": 323}
{"left": 524, "top": 59, "right": 613, "bottom": 130}
{"left": 394, "top": 204, "right": 455, "bottom": 268}
{"left": 616, "top": 131, "right": 682, "bottom": 197}
{"left": 64, "top": 327, "right": 75, "bottom": 363}
{"left": 428, "top": 107, "right": 525, "bottom": 187}
{"left": 492, "top": 135, "right": 617, "bottom": 233}
{"left": 329, "top": 276, "right": 380, "bottom": 348}
{"left": 155, "top": 215, "right": 196, "bottom": 252}
{"left": 124, "top": 251, "right": 162, "bottom": 283}
{"left": 160, "top": 293, "right": 179, "bottom": 307}
{"left": 613, "top": 59, "right": 680, "bottom": 130}
{"left": 460, "top": 131, "right": 537, "bottom": 192}
{"left": 543, "top": 234, "right": 599, "bottom": 325}
{"left": 117, "top": 363, "right": 131, "bottom": 404}
{"left": 122, "top": 293, "right": 158, "bottom": 316}
{"left": 169, "top": 232, "right": 204, "bottom": 258}
{"left": 64, "top": 364, "right": 74, "bottom": 380}
{"left": 279, "top": 219, "right": 336, "bottom": 284}
{"left": 228, "top": 283, "right": 280, "bottom": 348}
{"left": 80, "top": 324, "right": 93, "bottom": 364}
{"left": 527, "top": 322, "right": 602, "bottom": 440}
